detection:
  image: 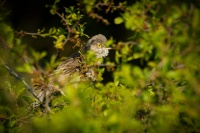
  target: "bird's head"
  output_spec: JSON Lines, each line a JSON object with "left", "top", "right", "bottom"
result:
{"left": 86, "top": 34, "right": 111, "bottom": 58}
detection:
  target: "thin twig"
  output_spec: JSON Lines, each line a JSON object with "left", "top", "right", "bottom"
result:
{"left": 93, "top": 1, "right": 125, "bottom": 12}
{"left": 93, "top": 63, "right": 116, "bottom": 67}
{"left": 1, "top": 60, "right": 41, "bottom": 103}
{"left": 54, "top": 11, "right": 69, "bottom": 26}
{"left": 84, "top": 63, "right": 116, "bottom": 69}
{"left": 88, "top": 12, "right": 110, "bottom": 25}
{"left": 61, "top": 21, "right": 79, "bottom": 49}
{"left": 15, "top": 30, "right": 42, "bottom": 37}
{"left": 54, "top": 11, "right": 80, "bottom": 60}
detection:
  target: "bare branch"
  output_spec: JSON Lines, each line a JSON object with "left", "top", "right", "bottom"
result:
{"left": 88, "top": 12, "right": 110, "bottom": 25}
{"left": 1, "top": 60, "right": 41, "bottom": 103}
{"left": 93, "top": 1, "right": 126, "bottom": 12}
{"left": 54, "top": 11, "right": 69, "bottom": 26}
{"left": 93, "top": 63, "right": 116, "bottom": 68}
{"left": 15, "top": 30, "right": 42, "bottom": 37}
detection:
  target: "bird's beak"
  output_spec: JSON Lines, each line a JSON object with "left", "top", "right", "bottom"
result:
{"left": 104, "top": 47, "right": 112, "bottom": 50}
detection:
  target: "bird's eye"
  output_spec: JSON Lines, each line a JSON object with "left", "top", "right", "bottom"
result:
{"left": 97, "top": 43, "right": 101, "bottom": 48}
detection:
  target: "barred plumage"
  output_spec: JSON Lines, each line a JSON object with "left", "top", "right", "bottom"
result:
{"left": 33, "top": 34, "right": 110, "bottom": 108}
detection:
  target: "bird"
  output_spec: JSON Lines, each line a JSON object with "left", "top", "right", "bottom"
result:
{"left": 34, "top": 34, "right": 110, "bottom": 108}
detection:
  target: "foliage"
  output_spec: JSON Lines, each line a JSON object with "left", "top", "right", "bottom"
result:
{"left": 0, "top": 0, "right": 200, "bottom": 132}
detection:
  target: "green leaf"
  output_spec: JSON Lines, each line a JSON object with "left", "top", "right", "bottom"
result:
{"left": 54, "top": 34, "right": 66, "bottom": 49}
{"left": 49, "top": 27, "right": 57, "bottom": 34}
{"left": 16, "top": 63, "right": 34, "bottom": 73}
{"left": 22, "top": 96, "right": 35, "bottom": 104}
{"left": 114, "top": 17, "right": 124, "bottom": 24}
{"left": 115, "top": 51, "right": 121, "bottom": 64}
{"left": 31, "top": 49, "right": 47, "bottom": 61}
{"left": 16, "top": 88, "right": 25, "bottom": 98}
{"left": 192, "top": 9, "right": 200, "bottom": 29}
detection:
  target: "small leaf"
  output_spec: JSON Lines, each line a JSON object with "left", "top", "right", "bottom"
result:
{"left": 16, "top": 88, "right": 25, "bottom": 98}
{"left": 16, "top": 63, "right": 34, "bottom": 73}
{"left": 22, "top": 96, "right": 35, "bottom": 104}
{"left": 55, "top": 42, "right": 63, "bottom": 49}
{"left": 40, "top": 51, "right": 47, "bottom": 59}
{"left": 114, "top": 17, "right": 124, "bottom": 24}
{"left": 54, "top": 34, "right": 66, "bottom": 49}
{"left": 49, "top": 27, "right": 57, "bottom": 34}
{"left": 133, "top": 53, "right": 142, "bottom": 59}
{"left": 115, "top": 51, "right": 121, "bottom": 64}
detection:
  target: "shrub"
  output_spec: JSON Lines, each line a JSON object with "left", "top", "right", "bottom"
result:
{"left": 0, "top": 0, "right": 200, "bottom": 132}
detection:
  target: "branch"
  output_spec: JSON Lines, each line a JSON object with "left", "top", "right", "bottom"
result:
{"left": 84, "top": 63, "right": 116, "bottom": 69}
{"left": 1, "top": 60, "right": 41, "bottom": 103}
{"left": 93, "top": 1, "right": 126, "bottom": 12}
{"left": 15, "top": 30, "right": 42, "bottom": 37}
{"left": 88, "top": 12, "right": 110, "bottom": 25}
{"left": 93, "top": 63, "right": 116, "bottom": 68}
{"left": 54, "top": 11, "right": 69, "bottom": 26}
{"left": 54, "top": 11, "right": 80, "bottom": 60}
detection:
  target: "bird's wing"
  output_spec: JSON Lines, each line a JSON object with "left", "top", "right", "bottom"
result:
{"left": 49, "top": 57, "right": 82, "bottom": 85}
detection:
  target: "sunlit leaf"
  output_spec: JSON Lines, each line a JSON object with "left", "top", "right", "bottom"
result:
{"left": 114, "top": 17, "right": 124, "bottom": 24}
